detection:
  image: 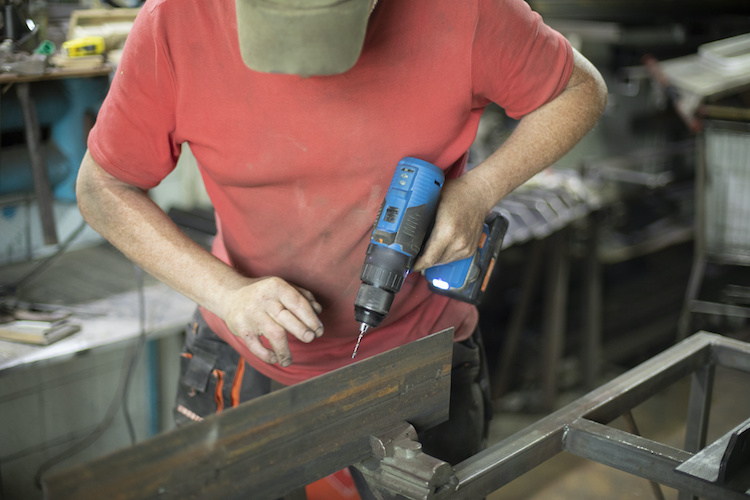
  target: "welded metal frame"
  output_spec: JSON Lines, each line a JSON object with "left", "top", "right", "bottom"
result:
{"left": 41, "top": 330, "right": 749, "bottom": 500}
{"left": 451, "top": 331, "right": 750, "bottom": 500}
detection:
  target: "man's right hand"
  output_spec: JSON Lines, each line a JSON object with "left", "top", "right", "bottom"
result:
{"left": 221, "top": 277, "right": 324, "bottom": 368}
{"left": 77, "top": 152, "right": 323, "bottom": 369}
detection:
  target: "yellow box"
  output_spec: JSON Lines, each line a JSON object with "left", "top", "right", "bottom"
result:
{"left": 62, "top": 36, "right": 105, "bottom": 58}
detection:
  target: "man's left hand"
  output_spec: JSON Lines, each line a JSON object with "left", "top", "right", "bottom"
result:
{"left": 413, "top": 174, "right": 492, "bottom": 272}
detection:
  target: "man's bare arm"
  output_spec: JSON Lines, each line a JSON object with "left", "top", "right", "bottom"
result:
{"left": 76, "top": 151, "right": 323, "bottom": 366}
{"left": 415, "top": 48, "right": 608, "bottom": 270}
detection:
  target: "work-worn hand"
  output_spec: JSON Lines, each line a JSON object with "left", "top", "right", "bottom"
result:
{"left": 413, "top": 175, "right": 493, "bottom": 272}
{"left": 222, "top": 277, "right": 324, "bottom": 368}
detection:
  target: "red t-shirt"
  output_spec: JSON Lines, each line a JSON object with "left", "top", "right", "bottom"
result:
{"left": 88, "top": 0, "right": 573, "bottom": 385}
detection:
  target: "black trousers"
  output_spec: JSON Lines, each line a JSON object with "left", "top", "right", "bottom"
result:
{"left": 173, "top": 309, "right": 492, "bottom": 496}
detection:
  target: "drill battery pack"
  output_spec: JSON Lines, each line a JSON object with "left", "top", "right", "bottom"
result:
{"left": 425, "top": 212, "right": 508, "bottom": 305}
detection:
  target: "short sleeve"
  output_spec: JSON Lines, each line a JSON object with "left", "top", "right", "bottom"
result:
{"left": 472, "top": 0, "right": 573, "bottom": 119}
{"left": 87, "top": 3, "right": 181, "bottom": 189}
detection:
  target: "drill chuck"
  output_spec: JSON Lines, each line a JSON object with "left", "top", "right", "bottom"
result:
{"left": 354, "top": 284, "right": 391, "bottom": 328}
{"left": 354, "top": 244, "right": 413, "bottom": 328}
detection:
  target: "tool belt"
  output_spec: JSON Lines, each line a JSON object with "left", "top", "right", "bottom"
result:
{"left": 173, "top": 309, "right": 274, "bottom": 426}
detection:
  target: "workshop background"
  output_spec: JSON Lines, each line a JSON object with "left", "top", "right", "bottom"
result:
{"left": 1, "top": 1, "right": 750, "bottom": 499}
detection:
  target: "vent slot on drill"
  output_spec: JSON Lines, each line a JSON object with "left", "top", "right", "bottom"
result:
{"left": 384, "top": 206, "right": 399, "bottom": 223}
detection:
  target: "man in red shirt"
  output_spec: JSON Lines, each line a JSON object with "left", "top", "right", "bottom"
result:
{"left": 77, "top": 0, "right": 606, "bottom": 482}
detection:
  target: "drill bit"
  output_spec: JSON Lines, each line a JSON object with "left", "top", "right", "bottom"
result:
{"left": 351, "top": 323, "right": 369, "bottom": 359}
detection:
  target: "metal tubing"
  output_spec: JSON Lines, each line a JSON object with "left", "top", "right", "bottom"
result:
{"left": 679, "top": 364, "right": 715, "bottom": 500}
{"left": 622, "top": 411, "right": 666, "bottom": 500}
{"left": 453, "top": 333, "right": 723, "bottom": 499}
{"left": 689, "top": 300, "right": 750, "bottom": 319}
{"left": 678, "top": 134, "right": 707, "bottom": 341}
{"left": 683, "top": 364, "right": 715, "bottom": 453}
{"left": 582, "top": 337, "right": 710, "bottom": 425}
{"left": 676, "top": 418, "right": 750, "bottom": 486}
{"left": 678, "top": 255, "right": 705, "bottom": 340}
{"left": 711, "top": 337, "right": 750, "bottom": 372}
{"left": 583, "top": 212, "right": 603, "bottom": 391}
{"left": 492, "top": 237, "right": 545, "bottom": 399}
{"left": 43, "top": 329, "right": 455, "bottom": 500}
{"left": 540, "top": 229, "right": 570, "bottom": 410}
{"left": 451, "top": 419, "right": 567, "bottom": 499}
{"left": 564, "top": 418, "right": 749, "bottom": 500}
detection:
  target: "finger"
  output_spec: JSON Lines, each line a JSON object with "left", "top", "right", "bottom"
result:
{"left": 310, "top": 299, "right": 323, "bottom": 315}
{"left": 293, "top": 286, "right": 323, "bottom": 315}
{"left": 414, "top": 246, "right": 446, "bottom": 272}
{"left": 415, "top": 228, "right": 479, "bottom": 271}
{"left": 274, "top": 307, "right": 319, "bottom": 343}
{"left": 256, "top": 318, "right": 294, "bottom": 367}
{"left": 414, "top": 228, "right": 454, "bottom": 271}
{"left": 242, "top": 330, "right": 279, "bottom": 365}
{"left": 280, "top": 287, "right": 324, "bottom": 337}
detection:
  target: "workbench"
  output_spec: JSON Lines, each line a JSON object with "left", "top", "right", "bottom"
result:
{"left": 0, "top": 239, "right": 194, "bottom": 374}
{"left": 0, "top": 282, "right": 194, "bottom": 374}
{"left": 0, "top": 242, "right": 194, "bottom": 500}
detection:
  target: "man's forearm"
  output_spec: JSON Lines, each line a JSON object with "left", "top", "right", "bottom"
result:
{"left": 464, "top": 48, "right": 608, "bottom": 214}
{"left": 76, "top": 151, "right": 247, "bottom": 319}
{"left": 77, "top": 151, "right": 324, "bottom": 366}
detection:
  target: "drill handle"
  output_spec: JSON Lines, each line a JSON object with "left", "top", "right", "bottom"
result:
{"left": 425, "top": 212, "right": 509, "bottom": 305}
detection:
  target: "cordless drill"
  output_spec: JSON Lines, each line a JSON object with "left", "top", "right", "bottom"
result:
{"left": 352, "top": 157, "right": 508, "bottom": 357}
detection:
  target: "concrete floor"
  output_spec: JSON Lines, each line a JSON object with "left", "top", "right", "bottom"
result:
{"left": 485, "top": 331, "right": 750, "bottom": 500}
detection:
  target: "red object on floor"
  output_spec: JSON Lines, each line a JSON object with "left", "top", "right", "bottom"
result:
{"left": 306, "top": 468, "right": 361, "bottom": 500}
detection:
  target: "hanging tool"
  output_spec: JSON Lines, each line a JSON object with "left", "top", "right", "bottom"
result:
{"left": 352, "top": 157, "right": 508, "bottom": 358}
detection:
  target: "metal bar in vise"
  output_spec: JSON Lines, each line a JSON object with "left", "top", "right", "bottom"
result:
{"left": 42, "top": 328, "right": 455, "bottom": 500}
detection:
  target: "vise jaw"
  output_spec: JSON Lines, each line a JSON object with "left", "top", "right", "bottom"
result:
{"left": 355, "top": 421, "right": 458, "bottom": 500}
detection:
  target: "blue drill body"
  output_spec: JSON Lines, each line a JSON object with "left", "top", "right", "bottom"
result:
{"left": 354, "top": 158, "right": 444, "bottom": 330}
{"left": 354, "top": 157, "right": 508, "bottom": 336}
